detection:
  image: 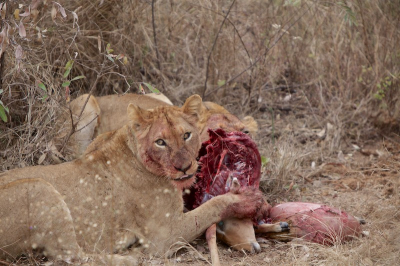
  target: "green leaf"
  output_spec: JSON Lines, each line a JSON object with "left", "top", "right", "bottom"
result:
{"left": 284, "top": 184, "right": 298, "bottom": 189}
{"left": 63, "top": 60, "right": 74, "bottom": 78}
{"left": 284, "top": 0, "right": 301, "bottom": 7}
{"left": 70, "top": 75, "right": 85, "bottom": 82}
{"left": 65, "top": 60, "right": 74, "bottom": 70}
{"left": 338, "top": 1, "right": 357, "bottom": 26}
{"left": 106, "top": 43, "right": 113, "bottom": 54}
{"left": 0, "top": 100, "right": 9, "bottom": 113}
{"left": 0, "top": 105, "right": 7, "bottom": 122}
{"left": 41, "top": 94, "right": 49, "bottom": 103}
{"left": 106, "top": 54, "right": 114, "bottom": 62}
{"left": 63, "top": 69, "right": 72, "bottom": 78}
{"left": 142, "top": 82, "right": 160, "bottom": 94}
{"left": 62, "top": 81, "right": 71, "bottom": 87}
{"left": 37, "top": 82, "right": 46, "bottom": 92}
{"left": 217, "top": 80, "right": 226, "bottom": 86}
{"left": 261, "top": 156, "right": 269, "bottom": 167}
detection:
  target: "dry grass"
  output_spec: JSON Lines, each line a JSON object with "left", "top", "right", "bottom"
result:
{"left": 1, "top": 0, "right": 400, "bottom": 166}
{"left": 1, "top": 0, "right": 400, "bottom": 265}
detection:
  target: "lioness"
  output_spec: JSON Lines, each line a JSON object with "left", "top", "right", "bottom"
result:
{"left": 0, "top": 95, "right": 267, "bottom": 265}
{"left": 57, "top": 93, "right": 258, "bottom": 160}
{"left": 59, "top": 93, "right": 265, "bottom": 255}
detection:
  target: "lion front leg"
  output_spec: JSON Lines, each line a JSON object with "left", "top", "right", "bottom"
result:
{"left": 176, "top": 186, "right": 268, "bottom": 245}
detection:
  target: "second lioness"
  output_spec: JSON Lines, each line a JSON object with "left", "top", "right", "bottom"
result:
{"left": 57, "top": 93, "right": 257, "bottom": 160}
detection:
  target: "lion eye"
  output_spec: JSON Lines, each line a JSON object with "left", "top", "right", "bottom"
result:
{"left": 183, "top": 132, "right": 191, "bottom": 141}
{"left": 243, "top": 129, "right": 250, "bottom": 134}
{"left": 155, "top": 139, "right": 166, "bottom": 147}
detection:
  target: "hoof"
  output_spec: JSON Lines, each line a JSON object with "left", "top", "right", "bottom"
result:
{"left": 280, "top": 221, "right": 290, "bottom": 231}
{"left": 356, "top": 217, "right": 366, "bottom": 224}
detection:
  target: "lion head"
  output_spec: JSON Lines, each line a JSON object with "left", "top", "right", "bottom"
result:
{"left": 127, "top": 95, "right": 203, "bottom": 190}
{"left": 200, "top": 101, "right": 258, "bottom": 141}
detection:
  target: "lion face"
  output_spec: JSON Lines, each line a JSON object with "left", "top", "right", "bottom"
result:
{"left": 127, "top": 95, "right": 202, "bottom": 190}
{"left": 200, "top": 102, "right": 258, "bottom": 141}
{"left": 202, "top": 113, "right": 246, "bottom": 140}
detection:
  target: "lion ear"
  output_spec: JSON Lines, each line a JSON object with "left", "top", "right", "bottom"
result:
{"left": 242, "top": 116, "right": 259, "bottom": 136}
{"left": 127, "top": 103, "right": 152, "bottom": 130}
{"left": 182, "top": 94, "right": 202, "bottom": 121}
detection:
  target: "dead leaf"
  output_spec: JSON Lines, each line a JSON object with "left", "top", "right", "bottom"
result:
{"left": 51, "top": 5, "right": 57, "bottom": 21}
{"left": 0, "top": 2, "right": 6, "bottom": 20}
{"left": 352, "top": 144, "right": 360, "bottom": 150}
{"left": 58, "top": 6, "right": 67, "bottom": 18}
{"left": 15, "top": 45, "right": 23, "bottom": 60}
{"left": 14, "top": 9, "right": 20, "bottom": 20}
{"left": 0, "top": 25, "right": 9, "bottom": 58}
{"left": 54, "top": 2, "right": 67, "bottom": 18}
{"left": 71, "top": 11, "right": 78, "bottom": 27}
{"left": 283, "top": 94, "right": 292, "bottom": 102}
{"left": 38, "top": 153, "right": 47, "bottom": 165}
{"left": 316, "top": 127, "right": 326, "bottom": 138}
{"left": 31, "top": 9, "right": 39, "bottom": 21}
{"left": 97, "top": 35, "right": 101, "bottom": 52}
{"left": 36, "top": 26, "right": 42, "bottom": 42}
{"left": 15, "top": 44, "right": 24, "bottom": 70}
{"left": 19, "top": 20, "right": 26, "bottom": 38}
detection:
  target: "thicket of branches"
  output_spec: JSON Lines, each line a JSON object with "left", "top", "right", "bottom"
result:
{"left": 0, "top": 0, "right": 399, "bottom": 169}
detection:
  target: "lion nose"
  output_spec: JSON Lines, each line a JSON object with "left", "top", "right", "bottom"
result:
{"left": 174, "top": 162, "right": 192, "bottom": 174}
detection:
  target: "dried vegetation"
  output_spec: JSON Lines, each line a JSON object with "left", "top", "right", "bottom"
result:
{"left": 0, "top": 0, "right": 399, "bottom": 265}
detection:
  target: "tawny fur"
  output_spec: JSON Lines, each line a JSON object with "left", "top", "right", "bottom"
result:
{"left": 56, "top": 93, "right": 263, "bottom": 254}
{"left": 0, "top": 95, "right": 266, "bottom": 265}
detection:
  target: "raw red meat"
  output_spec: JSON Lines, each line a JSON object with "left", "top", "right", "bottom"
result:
{"left": 188, "top": 129, "right": 363, "bottom": 246}
{"left": 267, "top": 202, "right": 363, "bottom": 245}
{"left": 184, "top": 129, "right": 261, "bottom": 210}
